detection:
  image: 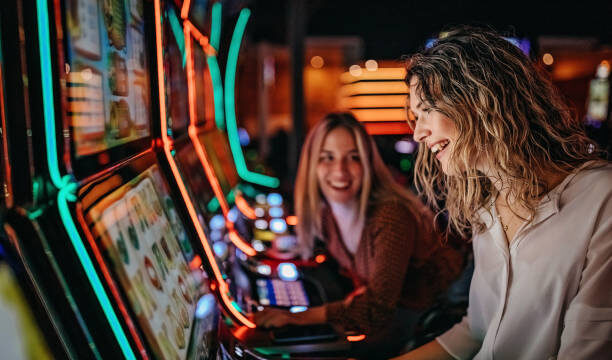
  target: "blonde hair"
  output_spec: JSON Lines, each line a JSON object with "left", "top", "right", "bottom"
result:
{"left": 406, "top": 26, "right": 603, "bottom": 237}
{"left": 294, "top": 113, "right": 423, "bottom": 257}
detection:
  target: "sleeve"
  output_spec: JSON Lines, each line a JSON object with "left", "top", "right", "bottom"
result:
{"left": 557, "top": 192, "right": 612, "bottom": 359}
{"left": 436, "top": 316, "right": 482, "bottom": 360}
{"left": 325, "top": 203, "right": 416, "bottom": 333}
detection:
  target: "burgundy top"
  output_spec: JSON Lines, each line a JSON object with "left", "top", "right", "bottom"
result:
{"left": 323, "top": 199, "right": 463, "bottom": 334}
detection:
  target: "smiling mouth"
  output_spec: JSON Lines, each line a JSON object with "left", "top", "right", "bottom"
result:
{"left": 328, "top": 180, "right": 351, "bottom": 190}
{"left": 431, "top": 140, "right": 450, "bottom": 154}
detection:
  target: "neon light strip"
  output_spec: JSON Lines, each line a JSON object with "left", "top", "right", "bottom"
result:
{"left": 36, "top": 0, "right": 62, "bottom": 189}
{"left": 0, "top": 57, "right": 14, "bottom": 208}
{"left": 210, "top": 2, "right": 222, "bottom": 51}
{"left": 224, "top": 9, "right": 279, "bottom": 188}
{"left": 168, "top": 7, "right": 186, "bottom": 68}
{"left": 154, "top": 0, "right": 254, "bottom": 328}
{"left": 208, "top": 3, "right": 224, "bottom": 130}
{"left": 58, "top": 186, "right": 136, "bottom": 360}
{"left": 36, "top": 1, "right": 137, "bottom": 357}
{"left": 180, "top": 0, "right": 192, "bottom": 19}
{"left": 184, "top": 21, "right": 255, "bottom": 256}
{"left": 234, "top": 193, "right": 256, "bottom": 220}
{"left": 207, "top": 56, "right": 225, "bottom": 130}
{"left": 75, "top": 206, "right": 149, "bottom": 359}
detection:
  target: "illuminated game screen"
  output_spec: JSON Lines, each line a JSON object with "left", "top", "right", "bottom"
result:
{"left": 85, "top": 165, "right": 199, "bottom": 359}
{"left": 64, "top": 0, "right": 152, "bottom": 158}
{"left": 199, "top": 129, "right": 239, "bottom": 197}
{"left": 173, "top": 140, "right": 218, "bottom": 225}
{"left": 164, "top": 6, "right": 190, "bottom": 136}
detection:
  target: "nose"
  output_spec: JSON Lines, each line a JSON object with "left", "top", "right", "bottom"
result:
{"left": 332, "top": 158, "right": 349, "bottom": 175}
{"left": 413, "top": 120, "right": 430, "bottom": 143}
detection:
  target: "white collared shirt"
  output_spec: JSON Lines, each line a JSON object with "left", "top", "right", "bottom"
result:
{"left": 437, "top": 162, "right": 612, "bottom": 360}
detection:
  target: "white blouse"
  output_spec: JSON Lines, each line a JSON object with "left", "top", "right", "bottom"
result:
{"left": 437, "top": 162, "right": 612, "bottom": 360}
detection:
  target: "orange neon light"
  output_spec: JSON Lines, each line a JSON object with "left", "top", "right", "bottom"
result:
{"left": 154, "top": 0, "right": 254, "bottom": 328}
{"left": 340, "top": 67, "right": 406, "bottom": 83}
{"left": 339, "top": 81, "right": 409, "bottom": 97}
{"left": 351, "top": 108, "right": 407, "bottom": 122}
{"left": 180, "top": 0, "right": 191, "bottom": 19}
{"left": 286, "top": 215, "right": 298, "bottom": 226}
{"left": 347, "top": 334, "right": 366, "bottom": 342}
{"left": 314, "top": 254, "right": 326, "bottom": 264}
{"left": 234, "top": 193, "right": 256, "bottom": 220}
{"left": 189, "top": 255, "right": 202, "bottom": 270}
{"left": 339, "top": 94, "right": 408, "bottom": 109}
{"left": 75, "top": 205, "right": 150, "bottom": 358}
{"left": 184, "top": 22, "right": 255, "bottom": 256}
{"left": 362, "top": 121, "right": 413, "bottom": 135}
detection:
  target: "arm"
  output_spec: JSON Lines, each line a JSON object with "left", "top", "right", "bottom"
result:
{"left": 557, "top": 194, "right": 612, "bottom": 359}
{"left": 391, "top": 340, "right": 454, "bottom": 360}
{"left": 254, "top": 305, "right": 326, "bottom": 328}
{"left": 326, "top": 203, "right": 416, "bottom": 332}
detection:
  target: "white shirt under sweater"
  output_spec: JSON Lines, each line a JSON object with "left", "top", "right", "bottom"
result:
{"left": 437, "top": 162, "right": 612, "bottom": 360}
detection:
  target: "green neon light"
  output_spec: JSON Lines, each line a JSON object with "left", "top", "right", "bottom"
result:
{"left": 37, "top": 1, "right": 136, "bottom": 358}
{"left": 58, "top": 187, "right": 136, "bottom": 360}
{"left": 225, "top": 9, "right": 279, "bottom": 188}
{"left": 207, "top": 55, "right": 225, "bottom": 131}
{"left": 231, "top": 300, "right": 243, "bottom": 312}
{"left": 27, "top": 208, "right": 44, "bottom": 220}
{"left": 206, "top": 196, "right": 220, "bottom": 213}
{"left": 210, "top": 2, "right": 222, "bottom": 51}
{"left": 168, "top": 7, "right": 186, "bottom": 68}
{"left": 36, "top": 0, "right": 62, "bottom": 189}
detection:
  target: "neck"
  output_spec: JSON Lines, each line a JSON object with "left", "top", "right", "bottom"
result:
{"left": 328, "top": 198, "right": 360, "bottom": 224}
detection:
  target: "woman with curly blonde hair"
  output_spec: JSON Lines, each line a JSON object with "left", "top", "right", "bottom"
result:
{"left": 254, "top": 113, "right": 463, "bottom": 358}
{"left": 396, "top": 27, "right": 612, "bottom": 360}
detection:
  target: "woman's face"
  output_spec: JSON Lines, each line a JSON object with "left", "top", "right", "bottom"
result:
{"left": 316, "top": 127, "right": 364, "bottom": 205}
{"left": 409, "top": 77, "right": 460, "bottom": 175}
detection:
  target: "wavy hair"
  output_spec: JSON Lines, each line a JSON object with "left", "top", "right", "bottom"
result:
{"left": 406, "top": 26, "right": 602, "bottom": 237}
{"left": 294, "top": 112, "right": 424, "bottom": 257}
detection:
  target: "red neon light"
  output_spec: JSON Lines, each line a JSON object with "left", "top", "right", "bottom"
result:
{"left": 362, "top": 121, "right": 413, "bottom": 135}
{"left": 154, "top": 0, "right": 254, "bottom": 328}
{"left": 184, "top": 21, "right": 255, "bottom": 256}
{"left": 75, "top": 205, "right": 150, "bottom": 359}
{"left": 189, "top": 255, "right": 202, "bottom": 270}
{"left": 0, "top": 65, "right": 13, "bottom": 207}
{"left": 234, "top": 193, "right": 256, "bottom": 220}
{"left": 180, "top": 0, "right": 191, "bottom": 19}
{"left": 286, "top": 215, "right": 298, "bottom": 226}
{"left": 347, "top": 334, "right": 366, "bottom": 342}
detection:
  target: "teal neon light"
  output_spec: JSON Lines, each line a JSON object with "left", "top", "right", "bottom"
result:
{"left": 210, "top": 2, "right": 222, "bottom": 51}
{"left": 58, "top": 187, "right": 136, "bottom": 360}
{"left": 207, "top": 197, "right": 220, "bottom": 213}
{"left": 207, "top": 55, "right": 225, "bottom": 131}
{"left": 36, "top": 0, "right": 62, "bottom": 189}
{"left": 168, "top": 7, "right": 187, "bottom": 68}
{"left": 225, "top": 9, "right": 279, "bottom": 188}
{"left": 36, "top": 1, "right": 136, "bottom": 358}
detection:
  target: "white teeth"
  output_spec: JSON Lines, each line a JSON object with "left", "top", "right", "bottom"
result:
{"left": 431, "top": 140, "right": 450, "bottom": 154}
{"left": 330, "top": 181, "right": 349, "bottom": 188}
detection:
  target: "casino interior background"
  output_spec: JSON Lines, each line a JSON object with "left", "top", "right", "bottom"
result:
{"left": 0, "top": 0, "right": 610, "bottom": 359}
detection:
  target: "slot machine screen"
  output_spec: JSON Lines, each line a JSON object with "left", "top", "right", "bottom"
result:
{"left": 199, "top": 129, "right": 239, "bottom": 197}
{"left": 64, "top": 0, "right": 152, "bottom": 158}
{"left": 173, "top": 140, "right": 218, "bottom": 227}
{"left": 164, "top": 6, "right": 190, "bottom": 136}
{"left": 83, "top": 165, "right": 199, "bottom": 359}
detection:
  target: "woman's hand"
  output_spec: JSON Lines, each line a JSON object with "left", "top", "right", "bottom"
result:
{"left": 253, "top": 308, "right": 295, "bottom": 328}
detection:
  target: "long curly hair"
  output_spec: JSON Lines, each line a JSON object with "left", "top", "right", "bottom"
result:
{"left": 406, "top": 26, "right": 602, "bottom": 237}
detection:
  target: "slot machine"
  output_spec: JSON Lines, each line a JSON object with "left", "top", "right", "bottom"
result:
{"left": 6, "top": 0, "right": 224, "bottom": 358}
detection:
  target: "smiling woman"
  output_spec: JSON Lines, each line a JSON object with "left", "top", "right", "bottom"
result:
{"left": 253, "top": 112, "right": 464, "bottom": 358}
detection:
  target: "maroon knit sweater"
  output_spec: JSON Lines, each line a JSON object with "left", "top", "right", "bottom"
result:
{"left": 323, "top": 199, "right": 463, "bottom": 334}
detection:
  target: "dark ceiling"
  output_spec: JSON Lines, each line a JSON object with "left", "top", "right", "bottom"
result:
{"left": 245, "top": 0, "right": 612, "bottom": 59}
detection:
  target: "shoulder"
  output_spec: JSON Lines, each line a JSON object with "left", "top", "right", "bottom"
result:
{"left": 562, "top": 162, "right": 612, "bottom": 204}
